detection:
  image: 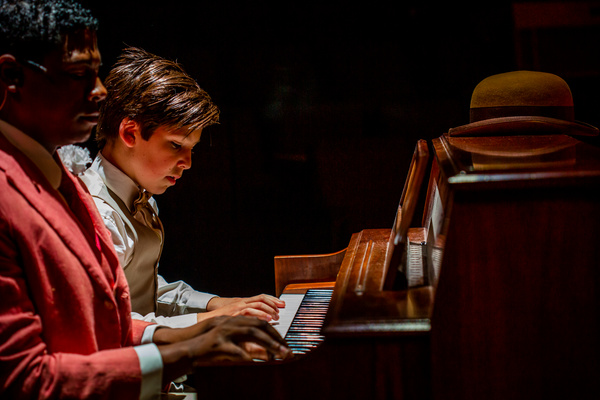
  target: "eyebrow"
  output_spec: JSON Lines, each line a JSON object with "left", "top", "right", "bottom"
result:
{"left": 169, "top": 133, "right": 201, "bottom": 147}
{"left": 62, "top": 47, "right": 102, "bottom": 68}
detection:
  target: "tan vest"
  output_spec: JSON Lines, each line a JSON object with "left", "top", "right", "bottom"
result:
{"left": 94, "top": 184, "right": 163, "bottom": 316}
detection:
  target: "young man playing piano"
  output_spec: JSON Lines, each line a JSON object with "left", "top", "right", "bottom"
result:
{"left": 0, "top": 1, "right": 290, "bottom": 398}
{"left": 76, "top": 46, "right": 285, "bottom": 328}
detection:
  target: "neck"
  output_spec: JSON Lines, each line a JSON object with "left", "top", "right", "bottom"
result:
{"left": 0, "top": 111, "right": 57, "bottom": 154}
{"left": 100, "top": 142, "right": 140, "bottom": 188}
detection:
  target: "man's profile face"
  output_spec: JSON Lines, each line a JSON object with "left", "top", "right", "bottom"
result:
{"left": 17, "top": 29, "right": 106, "bottom": 152}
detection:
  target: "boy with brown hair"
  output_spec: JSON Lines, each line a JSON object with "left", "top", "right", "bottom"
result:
{"left": 79, "top": 46, "right": 284, "bottom": 328}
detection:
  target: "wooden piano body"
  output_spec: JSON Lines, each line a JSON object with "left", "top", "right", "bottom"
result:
{"left": 189, "top": 133, "right": 600, "bottom": 400}
{"left": 429, "top": 132, "right": 600, "bottom": 399}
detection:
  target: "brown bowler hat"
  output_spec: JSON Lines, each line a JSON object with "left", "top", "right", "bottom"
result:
{"left": 448, "top": 70, "right": 598, "bottom": 137}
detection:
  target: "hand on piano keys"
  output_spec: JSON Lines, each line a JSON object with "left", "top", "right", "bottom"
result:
{"left": 203, "top": 293, "right": 286, "bottom": 323}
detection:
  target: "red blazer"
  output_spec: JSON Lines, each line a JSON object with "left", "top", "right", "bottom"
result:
{"left": 0, "top": 134, "right": 153, "bottom": 399}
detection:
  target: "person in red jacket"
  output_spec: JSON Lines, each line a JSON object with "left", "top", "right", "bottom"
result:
{"left": 0, "top": 1, "right": 290, "bottom": 399}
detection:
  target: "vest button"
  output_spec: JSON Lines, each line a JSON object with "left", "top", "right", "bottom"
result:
{"left": 104, "top": 300, "right": 115, "bottom": 310}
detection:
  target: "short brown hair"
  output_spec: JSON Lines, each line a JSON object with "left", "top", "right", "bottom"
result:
{"left": 96, "top": 47, "right": 219, "bottom": 148}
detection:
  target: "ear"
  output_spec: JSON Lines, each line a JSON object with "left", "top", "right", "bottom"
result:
{"left": 118, "top": 118, "right": 142, "bottom": 148}
{"left": 0, "top": 54, "right": 24, "bottom": 92}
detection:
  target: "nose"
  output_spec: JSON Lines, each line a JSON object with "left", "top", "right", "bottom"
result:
{"left": 89, "top": 76, "right": 107, "bottom": 103}
{"left": 178, "top": 149, "right": 192, "bottom": 170}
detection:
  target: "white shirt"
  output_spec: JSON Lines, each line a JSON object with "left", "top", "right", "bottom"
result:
{"left": 0, "top": 121, "right": 163, "bottom": 400}
{"left": 81, "top": 152, "right": 218, "bottom": 328}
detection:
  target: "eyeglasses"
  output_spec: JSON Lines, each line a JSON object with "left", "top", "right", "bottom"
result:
{"left": 20, "top": 59, "right": 57, "bottom": 84}
{"left": 22, "top": 60, "right": 48, "bottom": 74}
{"left": 19, "top": 58, "right": 101, "bottom": 86}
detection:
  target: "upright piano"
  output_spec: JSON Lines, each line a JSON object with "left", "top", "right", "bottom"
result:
{"left": 190, "top": 131, "right": 600, "bottom": 400}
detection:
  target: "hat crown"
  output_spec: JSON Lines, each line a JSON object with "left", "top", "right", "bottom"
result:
{"left": 448, "top": 70, "right": 598, "bottom": 138}
{"left": 469, "top": 71, "right": 574, "bottom": 123}
{"left": 470, "top": 71, "right": 573, "bottom": 108}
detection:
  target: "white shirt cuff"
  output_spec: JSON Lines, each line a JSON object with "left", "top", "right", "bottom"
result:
{"left": 141, "top": 323, "right": 160, "bottom": 344}
{"left": 186, "top": 291, "right": 219, "bottom": 311}
{"left": 134, "top": 311, "right": 199, "bottom": 329}
{"left": 134, "top": 343, "right": 163, "bottom": 400}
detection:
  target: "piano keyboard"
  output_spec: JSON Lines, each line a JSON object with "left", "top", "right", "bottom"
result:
{"left": 273, "top": 289, "right": 333, "bottom": 355}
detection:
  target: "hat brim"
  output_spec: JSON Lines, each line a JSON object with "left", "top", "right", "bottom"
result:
{"left": 448, "top": 116, "right": 599, "bottom": 137}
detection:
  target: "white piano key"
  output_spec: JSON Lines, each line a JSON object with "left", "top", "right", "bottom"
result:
{"left": 271, "top": 293, "right": 304, "bottom": 338}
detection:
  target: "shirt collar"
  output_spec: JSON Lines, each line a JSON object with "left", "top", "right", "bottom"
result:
{"left": 91, "top": 152, "right": 147, "bottom": 213}
{"left": 0, "top": 119, "right": 62, "bottom": 189}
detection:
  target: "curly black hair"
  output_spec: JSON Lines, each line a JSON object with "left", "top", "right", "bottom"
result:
{"left": 0, "top": 0, "right": 98, "bottom": 62}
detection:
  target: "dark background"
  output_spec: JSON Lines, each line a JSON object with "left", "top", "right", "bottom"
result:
{"left": 78, "top": 1, "right": 600, "bottom": 297}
